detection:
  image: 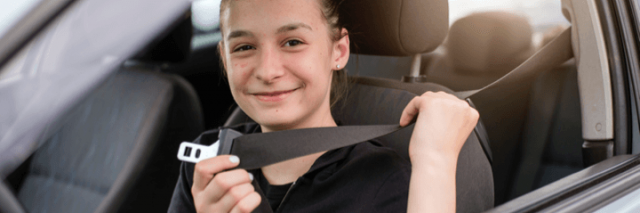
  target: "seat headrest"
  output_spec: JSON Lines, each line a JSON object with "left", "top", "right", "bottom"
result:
{"left": 447, "top": 11, "right": 534, "bottom": 75}
{"left": 340, "top": 0, "right": 449, "bottom": 56}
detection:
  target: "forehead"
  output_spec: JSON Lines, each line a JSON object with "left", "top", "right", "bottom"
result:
{"left": 221, "top": 0, "right": 324, "bottom": 35}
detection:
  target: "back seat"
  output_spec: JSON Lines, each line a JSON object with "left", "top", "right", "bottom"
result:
{"left": 422, "top": 11, "right": 534, "bottom": 91}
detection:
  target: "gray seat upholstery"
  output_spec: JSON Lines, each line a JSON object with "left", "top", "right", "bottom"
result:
{"left": 13, "top": 69, "right": 203, "bottom": 213}
{"left": 336, "top": 80, "right": 494, "bottom": 213}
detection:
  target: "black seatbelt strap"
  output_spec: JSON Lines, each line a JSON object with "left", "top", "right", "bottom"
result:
{"left": 218, "top": 124, "right": 408, "bottom": 170}
{"left": 453, "top": 27, "right": 573, "bottom": 99}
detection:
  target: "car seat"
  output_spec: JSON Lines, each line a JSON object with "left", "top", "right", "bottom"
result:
{"left": 422, "top": 11, "right": 535, "bottom": 91}
{"left": 5, "top": 16, "right": 204, "bottom": 213}
{"left": 223, "top": 0, "right": 495, "bottom": 212}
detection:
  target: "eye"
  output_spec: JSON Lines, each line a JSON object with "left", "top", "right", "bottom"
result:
{"left": 284, "top": 39, "right": 303, "bottom": 47}
{"left": 233, "top": 45, "right": 255, "bottom": 52}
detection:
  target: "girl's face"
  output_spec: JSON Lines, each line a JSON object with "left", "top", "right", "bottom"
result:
{"left": 220, "top": 0, "right": 349, "bottom": 131}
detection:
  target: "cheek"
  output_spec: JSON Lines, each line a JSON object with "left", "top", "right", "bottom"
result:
{"left": 234, "top": 62, "right": 248, "bottom": 69}
{"left": 228, "top": 62, "right": 252, "bottom": 88}
{"left": 285, "top": 50, "right": 332, "bottom": 82}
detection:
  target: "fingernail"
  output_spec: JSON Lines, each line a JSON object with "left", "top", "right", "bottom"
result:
{"left": 229, "top": 155, "right": 239, "bottom": 163}
{"left": 248, "top": 173, "right": 254, "bottom": 181}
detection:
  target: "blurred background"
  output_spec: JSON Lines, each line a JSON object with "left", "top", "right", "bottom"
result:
{"left": 188, "top": 0, "right": 570, "bottom": 50}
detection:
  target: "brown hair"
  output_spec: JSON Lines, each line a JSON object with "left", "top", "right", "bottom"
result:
{"left": 219, "top": 0, "right": 350, "bottom": 108}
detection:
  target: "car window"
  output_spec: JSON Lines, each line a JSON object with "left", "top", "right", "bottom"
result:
{"left": 191, "top": 0, "right": 222, "bottom": 50}
{"left": 449, "top": 0, "right": 569, "bottom": 46}
{"left": 0, "top": 0, "right": 42, "bottom": 39}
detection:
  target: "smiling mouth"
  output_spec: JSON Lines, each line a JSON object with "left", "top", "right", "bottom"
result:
{"left": 251, "top": 88, "right": 299, "bottom": 102}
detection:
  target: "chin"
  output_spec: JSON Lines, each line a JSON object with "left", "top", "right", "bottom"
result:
{"left": 254, "top": 114, "right": 301, "bottom": 131}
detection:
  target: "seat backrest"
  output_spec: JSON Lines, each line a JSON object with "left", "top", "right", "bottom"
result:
{"left": 10, "top": 15, "right": 204, "bottom": 213}
{"left": 13, "top": 69, "right": 203, "bottom": 213}
{"left": 335, "top": 79, "right": 494, "bottom": 212}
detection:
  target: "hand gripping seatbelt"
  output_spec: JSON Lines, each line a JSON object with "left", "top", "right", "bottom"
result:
{"left": 177, "top": 27, "right": 574, "bottom": 170}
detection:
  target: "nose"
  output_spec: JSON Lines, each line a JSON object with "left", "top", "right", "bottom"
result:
{"left": 254, "top": 46, "right": 285, "bottom": 83}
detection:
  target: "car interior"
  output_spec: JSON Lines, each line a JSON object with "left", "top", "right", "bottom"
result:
{"left": 2, "top": 0, "right": 586, "bottom": 212}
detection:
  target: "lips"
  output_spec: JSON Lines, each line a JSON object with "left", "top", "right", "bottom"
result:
{"left": 251, "top": 88, "right": 299, "bottom": 102}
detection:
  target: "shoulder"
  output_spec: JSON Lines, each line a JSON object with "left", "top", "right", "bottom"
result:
{"left": 343, "top": 141, "right": 411, "bottom": 211}
{"left": 341, "top": 140, "right": 411, "bottom": 180}
{"left": 349, "top": 140, "right": 410, "bottom": 169}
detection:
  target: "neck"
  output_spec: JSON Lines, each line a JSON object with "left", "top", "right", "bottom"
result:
{"left": 261, "top": 151, "right": 326, "bottom": 185}
{"left": 260, "top": 108, "right": 337, "bottom": 133}
{"left": 259, "top": 104, "right": 337, "bottom": 185}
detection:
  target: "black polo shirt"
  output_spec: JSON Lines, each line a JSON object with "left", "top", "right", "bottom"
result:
{"left": 168, "top": 123, "right": 411, "bottom": 212}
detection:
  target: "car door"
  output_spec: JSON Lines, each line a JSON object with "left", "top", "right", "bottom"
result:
{"left": 488, "top": 0, "right": 640, "bottom": 211}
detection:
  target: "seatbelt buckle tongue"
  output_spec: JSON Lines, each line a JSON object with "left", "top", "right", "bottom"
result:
{"left": 177, "top": 141, "right": 220, "bottom": 163}
{"left": 217, "top": 128, "right": 243, "bottom": 155}
{"left": 176, "top": 128, "right": 244, "bottom": 163}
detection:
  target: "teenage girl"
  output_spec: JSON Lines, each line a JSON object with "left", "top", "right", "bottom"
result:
{"left": 169, "top": 0, "right": 479, "bottom": 212}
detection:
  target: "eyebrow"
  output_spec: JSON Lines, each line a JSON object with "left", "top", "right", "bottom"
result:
{"left": 276, "top": 23, "right": 313, "bottom": 34}
{"left": 227, "top": 30, "right": 254, "bottom": 40}
{"left": 226, "top": 23, "right": 312, "bottom": 40}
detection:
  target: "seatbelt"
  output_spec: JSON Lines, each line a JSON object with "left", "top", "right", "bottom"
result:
{"left": 453, "top": 28, "right": 573, "bottom": 99}
{"left": 178, "top": 27, "right": 574, "bottom": 170}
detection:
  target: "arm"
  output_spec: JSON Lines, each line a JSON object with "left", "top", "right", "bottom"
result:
{"left": 400, "top": 91, "right": 479, "bottom": 213}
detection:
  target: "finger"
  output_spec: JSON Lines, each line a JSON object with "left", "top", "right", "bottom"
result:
{"left": 192, "top": 155, "right": 241, "bottom": 193}
{"left": 215, "top": 182, "right": 255, "bottom": 212}
{"left": 400, "top": 97, "right": 423, "bottom": 126}
{"left": 204, "top": 169, "right": 253, "bottom": 202}
{"left": 230, "top": 192, "right": 262, "bottom": 213}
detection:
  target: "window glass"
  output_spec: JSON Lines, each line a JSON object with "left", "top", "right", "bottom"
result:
{"left": 450, "top": 0, "right": 568, "bottom": 30}
{"left": 191, "top": 0, "right": 221, "bottom": 50}
{"left": 449, "top": 0, "right": 569, "bottom": 47}
{"left": 0, "top": 0, "right": 42, "bottom": 39}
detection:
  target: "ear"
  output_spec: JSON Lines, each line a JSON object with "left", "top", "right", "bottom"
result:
{"left": 332, "top": 28, "right": 350, "bottom": 70}
{"left": 218, "top": 41, "right": 229, "bottom": 72}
